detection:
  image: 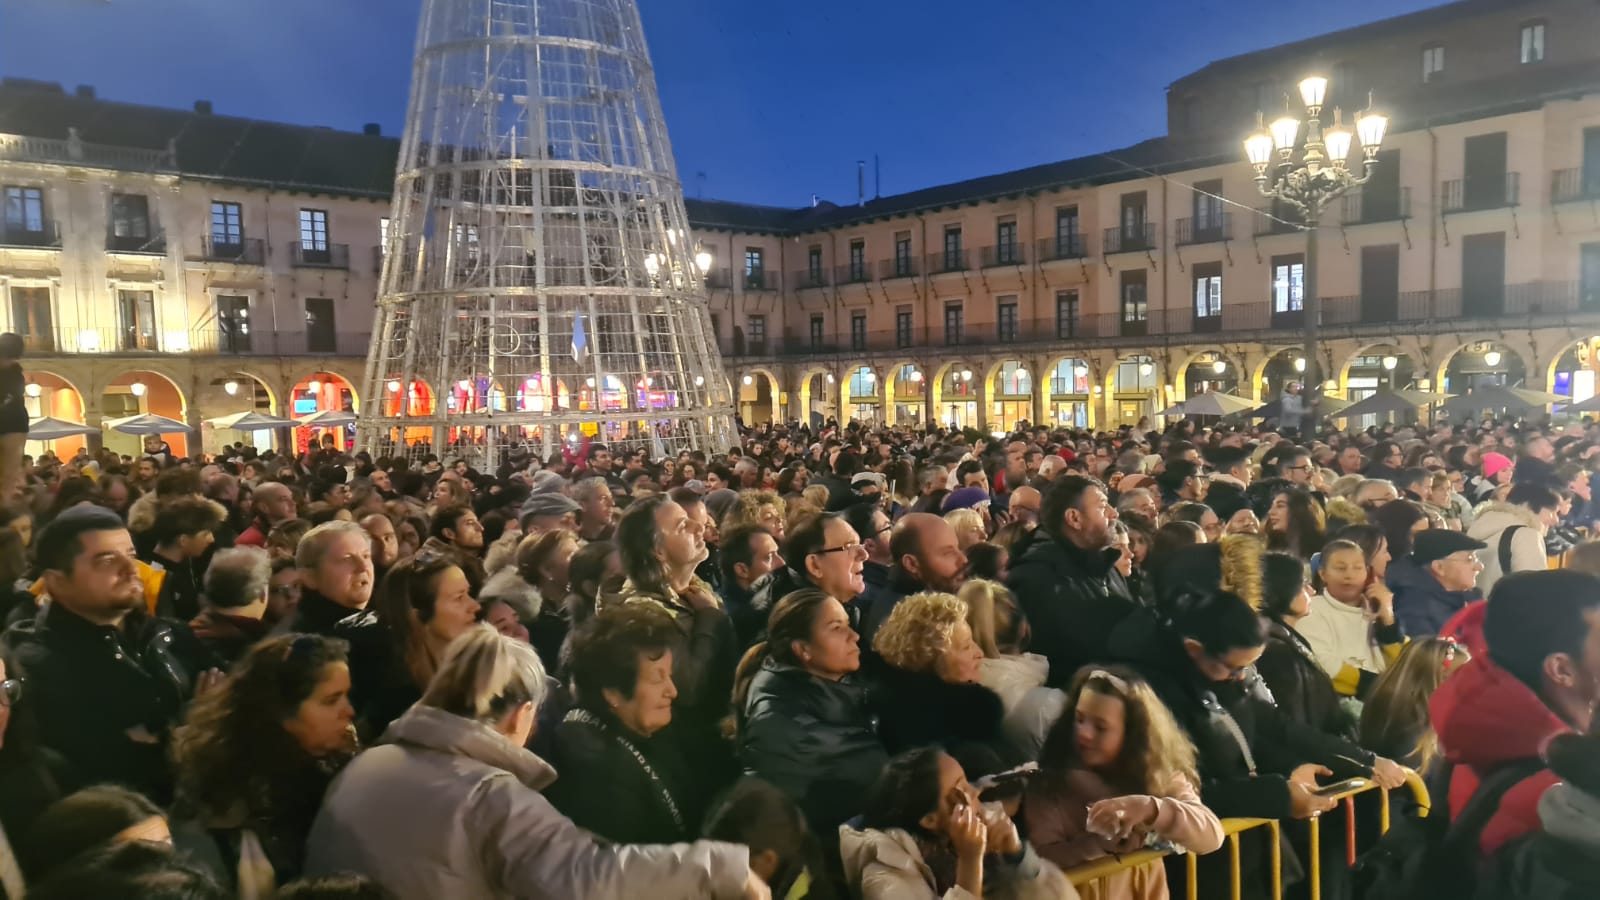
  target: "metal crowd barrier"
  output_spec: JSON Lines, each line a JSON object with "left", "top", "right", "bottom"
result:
{"left": 1064, "top": 770, "right": 1430, "bottom": 900}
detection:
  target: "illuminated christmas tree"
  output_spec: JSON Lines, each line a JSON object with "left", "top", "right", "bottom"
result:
{"left": 359, "top": 0, "right": 735, "bottom": 466}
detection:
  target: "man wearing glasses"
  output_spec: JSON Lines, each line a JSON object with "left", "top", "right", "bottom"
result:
{"left": 1392, "top": 529, "right": 1485, "bottom": 638}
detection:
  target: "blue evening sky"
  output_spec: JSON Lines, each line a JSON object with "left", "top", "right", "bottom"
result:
{"left": 0, "top": 0, "right": 1442, "bottom": 207}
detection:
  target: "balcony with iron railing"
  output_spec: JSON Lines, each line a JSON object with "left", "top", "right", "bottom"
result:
{"left": 1253, "top": 207, "right": 1302, "bottom": 237}
{"left": 1340, "top": 186, "right": 1412, "bottom": 225}
{"left": 0, "top": 132, "right": 174, "bottom": 172}
{"left": 792, "top": 269, "right": 829, "bottom": 290}
{"left": 928, "top": 248, "right": 971, "bottom": 274}
{"left": 719, "top": 280, "right": 1594, "bottom": 359}
{"left": 1552, "top": 168, "right": 1600, "bottom": 204}
{"left": 106, "top": 228, "right": 167, "bottom": 255}
{"left": 1175, "top": 213, "right": 1233, "bottom": 246}
{"left": 1035, "top": 233, "right": 1088, "bottom": 262}
{"left": 705, "top": 267, "right": 733, "bottom": 289}
{"left": 878, "top": 256, "right": 919, "bottom": 280}
{"left": 1102, "top": 224, "right": 1155, "bottom": 254}
{"left": 835, "top": 262, "right": 872, "bottom": 285}
{"left": 29, "top": 325, "right": 375, "bottom": 357}
{"left": 979, "top": 242, "right": 1026, "bottom": 267}
{"left": 198, "top": 236, "right": 266, "bottom": 266}
{"left": 1441, "top": 172, "right": 1521, "bottom": 213}
{"left": 291, "top": 241, "right": 350, "bottom": 269}
{"left": 742, "top": 269, "right": 776, "bottom": 291}
{"left": 0, "top": 220, "right": 61, "bottom": 250}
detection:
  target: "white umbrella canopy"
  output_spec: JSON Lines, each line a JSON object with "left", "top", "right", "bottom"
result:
{"left": 1179, "top": 392, "right": 1258, "bottom": 417}
{"left": 27, "top": 416, "right": 98, "bottom": 440}
{"left": 1157, "top": 401, "right": 1186, "bottom": 416}
{"left": 105, "top": 413, "right": 192, "bottom": 435}
{"left": 207, "top": 411, "right": 296, "bottom": 431}
{"left": 295, "top": 410, "right": 358, "bottom": 427}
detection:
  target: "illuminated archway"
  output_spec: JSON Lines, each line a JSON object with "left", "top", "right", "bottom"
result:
{"left": 292, "top": 371, "right": 358, "bottom": 454}
{"left": 1045, "top": 356, "right": 1092, "bottom": 429}
{"left": 21, "top": 369, "right": 86, "bottom": 458}
{"left": 210, "top": 371, "right": 278, "bottom": 452}
{"left": 1259, "top": 348, "right": 1310, "bottom": 404}
{"left": 737, "top": 369, "right": 779, "bottom": 425}
{"left": 104, "top": 369, "right": 188, "bottom": 458}
{"left": 795, "top": 367, "right": 834, "bottom": 427}
{"left": 1440, "top": 341, "right": 1525, "bottom": 395}
{"left": 1108, "top": 354, "right": 1158, "bottom": 427}
{"left": 888, "top": 362, "right": 926, "bottom": 426}
{"left": 986, "top": 359, "right": 1034, "bottom": 434}
{"left": 844, "top": 366, "right": 881, "bottom": 425}
{"left": 932, "top": 361, "right": 979, "bottom": 429}
{"left": 1547, "top": 336, "right": 1600, "bottom": 408}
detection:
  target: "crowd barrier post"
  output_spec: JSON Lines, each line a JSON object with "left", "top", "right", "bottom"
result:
{"left": 1305, "top": 770, "right": 1431, "bottom": 900}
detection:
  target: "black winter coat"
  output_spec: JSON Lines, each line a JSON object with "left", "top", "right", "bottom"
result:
{"left": 545, "top": 708, "right": 696, "bottom": 845}
{"left": 869, "top": 664, "right": 1007, "bottom": 774}
{"left": 738, "top": 659, "right": 887, "bottom": 830}
{"left": 2, "top": 602, "right": 195, "bottom": 804}
{"left": 333, "top": 610, "right": 421, "bottom": 741}
{"left": 1005, "top": 530, "right": 1135, "bottom": 686}
{"left": 1255, "top": 618, "right": 1356, "bottom": 740}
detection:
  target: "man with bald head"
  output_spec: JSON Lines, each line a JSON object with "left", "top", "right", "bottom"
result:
{"left": 235, "top": 481, "right": 298, "bottom": 547}
{"left": 860, "top": 512, "right": 969, "bottom": 643}
{"left": 1008, "top": 485, "right": 1042, "bottom": 526}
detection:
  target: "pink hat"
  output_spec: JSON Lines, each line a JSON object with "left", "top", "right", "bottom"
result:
{"left": 1482, "top": 452, "right": 1513, "bottom": 480}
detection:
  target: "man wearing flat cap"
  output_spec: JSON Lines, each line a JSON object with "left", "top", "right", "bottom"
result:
{"left": 1391, "top": 528, "right": 1486, "bottom": 637}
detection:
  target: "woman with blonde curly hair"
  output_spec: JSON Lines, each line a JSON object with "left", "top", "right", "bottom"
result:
{"left": 171, "top": 634, "right": 357, "bottom": 891}
{"left": 870, "top": 591, "right": 1006, "bottom": 775}
{"left": 722, "top": 489, "right": 788, "bottom": 543}
{"left": 1024, "top": 665, "right": 1222, "bottom": 900}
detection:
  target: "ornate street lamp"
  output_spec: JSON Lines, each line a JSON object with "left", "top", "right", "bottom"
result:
{"left": 1246, "top": 76, "right": 1387, "bottom": 429}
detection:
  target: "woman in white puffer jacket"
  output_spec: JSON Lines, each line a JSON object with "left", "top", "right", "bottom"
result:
{"left": 1465, "top": 484, "right": 1558, "bottom": 596}
{"left": 960, "top": 580, "right": 1066, "bottom": 760}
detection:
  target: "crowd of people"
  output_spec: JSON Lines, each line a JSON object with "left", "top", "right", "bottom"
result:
{"left": 0, "top": 411, "right": 1597, "bottom": 900}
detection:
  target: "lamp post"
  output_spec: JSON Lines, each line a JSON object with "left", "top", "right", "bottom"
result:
{"left": 1246, "top": 76, "right": 1387, "bottom": 431}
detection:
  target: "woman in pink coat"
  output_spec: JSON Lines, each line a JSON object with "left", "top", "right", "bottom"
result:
{"left": 1023, "top": 666, "right": 1224, "bottom": 900}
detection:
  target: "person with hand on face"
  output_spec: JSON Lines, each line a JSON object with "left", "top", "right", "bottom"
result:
{"left": 305, "top": 627, "right": 769, "bottom": 900}
{"left": 2, "top": 506, "right": 211, "bottom": 805}
{"left": 603, "top": 495, "right": 737, "bottom": 769}
{"left": 1296, "top": 539, "right": 1406, "bottom": 698}
{"left": 548, "top": 603, "right": 701, "bottom": 844}
{"left": 840, "top": 747, "right": 1070, "bottom": 900}
{"left": 289, "top": 521, "right": 376, "bottom": 637}
{"left": 1025, "top": 666, "right": 1223, "bottom": 900}
{"left": 170, "top": 634, "right": 357, "bottom": 890}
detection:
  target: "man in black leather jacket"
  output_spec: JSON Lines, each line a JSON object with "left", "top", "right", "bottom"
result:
{"left": 3, "top": 506, "right": 201, "bottom": 804}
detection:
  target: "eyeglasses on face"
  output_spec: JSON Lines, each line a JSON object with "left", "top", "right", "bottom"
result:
{"left": 813, "top": 541, "right": 865, "bottom": 557}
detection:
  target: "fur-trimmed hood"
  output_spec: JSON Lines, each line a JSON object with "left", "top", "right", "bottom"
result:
{"left": 1466, "top": 499, "right": 1544, "bottom": 537}
{"left": 479, "top": 567, "right": 543, "bottom": 624}
{"left": 1217, "top": 532, "right": 1265, "bottom": 611}
{"left": 127, "top": 493, "right": 229, "bottom": 535}
{"left": 1322, "top": 496, "right": 1367, "bottom": 531}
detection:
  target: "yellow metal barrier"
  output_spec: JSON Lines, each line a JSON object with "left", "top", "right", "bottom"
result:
{"left": 1063, "top": 770, "right": 1429, "bottom": 900}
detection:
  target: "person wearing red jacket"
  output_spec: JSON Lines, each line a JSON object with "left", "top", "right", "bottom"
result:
{"left": 1429, "top": 569, "right": 1600, "bottom": 858}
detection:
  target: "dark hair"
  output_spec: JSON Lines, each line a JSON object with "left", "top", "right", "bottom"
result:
{"left": 1507, "top": 482, "right": 1559, "bottom": 514}
{"left": 1169, "top": 590, "right": 1267, "bottom": 656}
{"left": 152, "top": 466, "right": 202, "bottom": 498}
{"left": 1396, "top": 467, "right": 1429, "bottom": 492}
{"left": 1267, "top": 486, "right": 1326, "bottom": 558}
{"left": 732, "top": 589, "right": 838, "bottom": 714}
{"left": 1157, "top": 459, "right": 1199, "bottom": 494}
{"left": 568, "top": 602, "right": 678, "bottom": 714}
{"left": 36, "top": 505, "right": 126, "bottom": 574}
{"left": 1151, "top": 520, "right": 1204, "bottom": 559}
{"left": 149, "top": 497, "right": 225, "bottom": 547}
{"left": 1040, "top": 475, "right": 1102, "bottom": 538}
{"left": 1370, "top": 501, "right": 1426, "bottom": 558}
{"left": 20, "top": 785, "right": 166, "bottom": 881}
{"left": 667, "top": 485, "right": 703, "bottom": 510}
{"left": 1260, "top": 552, "right": 1311, "bottom": 621}
{"left": 0, "top": 332, "right": 23, "bottom": 359}
{"left": 172, "top": 635, "right": 351, "bottom": 822}
{"left": 429, "top": 504, "right": 475, "bottom": 541}
{"left": 1333, "top": 523, "right": 1387, "bottom": 567}
{"left": 966, "top": 541, "right": 1006, "bottom": 580}
{"left": 565, "top": 540, "right": 619, "bottom": 626}
{"left": 782, "top": 511, "right": 842, "bottom": 582}
{"left": 1166, "top": 502, "right": 1213, "bottom": 528}
{"left": 702, "top": 778, "right": 826, "bottom": 900}
{"left": 616, "top": 494, "right": 671, "bottom": 596}
{"left": 24, "top": 839, "right": 225, "bottom": 900}
{"left": 278, "top": 875, "right": 392, "bottom": 900}
{"left": 841, "top": 500, "right": 882, "bottom": 550}
{"left": 859, "top": 747, "right": 945, "bottom": 834}
{"left": 1485, "top": 570, "right": 1600, "bottom": 698}
{"left": 721, "top": 524, "right": 776, "bottom": 587}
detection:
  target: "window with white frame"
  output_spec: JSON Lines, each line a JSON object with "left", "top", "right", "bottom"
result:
{"left": 1194, "top": 263, "right": 1223, "bottom": 318}
{"left": 299, "top": 208, "right": 329, "bottom": 250}
{"left": 1520, "top": 22, "right": 1545, "bottom": 64}
{"left": 1422, "top": 44, "right": 1445, "bottom": 82}
{"left": 1272, "top": 255, "right": 1305, "bottom": 312}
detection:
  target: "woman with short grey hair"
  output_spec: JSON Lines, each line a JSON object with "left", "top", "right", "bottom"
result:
{"left": 305, "top": 625, "right": 767, "bottom": 900}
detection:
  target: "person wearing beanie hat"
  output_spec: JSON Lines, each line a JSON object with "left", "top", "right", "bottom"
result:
{"left": 1389, "top": 528, "right": 1486, "bottom": 637}
{"left": 940, "top": 486, "right": 990, "bottom": 513}
{"left": 518, "top": 492, "right": 579, "bottom": 533}
{"left": 1475, "top": 452, "right": 1515, "bottom": 502}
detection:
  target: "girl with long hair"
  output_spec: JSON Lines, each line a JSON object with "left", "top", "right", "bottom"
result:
{"left": 171, "top": 634, "right": 357, "bottom": 890}
{"left": 1024, "top": 666, "right": 1222, "bottom": 900}
{"left": 840, "top": 747, "right": 1068, "bottom": 899}
{"left": 1357, "top": 637, "right": 1470, "bottom": 773}
{"left": 1264, "top": 487, "right": 1326, "bottom": 561}
{"left": 1298, "top": 539, "right": 1405, "bottom": 696}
